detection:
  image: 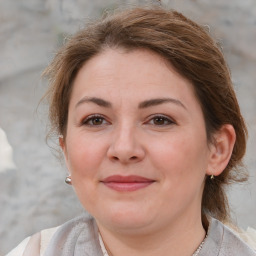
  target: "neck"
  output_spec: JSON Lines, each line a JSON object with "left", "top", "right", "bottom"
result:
{"left": 97, "top": 215, "right": 206, "bottom": 256}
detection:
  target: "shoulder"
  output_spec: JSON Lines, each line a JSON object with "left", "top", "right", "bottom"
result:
{"left": 5, "top": 227, "right": 58, "bottom": 256}
{"left": 5, "top": 215, "right": 95, "bottom": 256}
{"left": 201, "top": 217, "right": 256, "bottom": 256}
{"left": 223, "top": 221, "right": 256, "bottom": 252}
{"left": 6, "top": 236, "right": 31, "bottom": 256}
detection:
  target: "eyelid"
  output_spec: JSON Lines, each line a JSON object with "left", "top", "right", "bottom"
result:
{"left": 145, "top": 114, "right": 176, "bottom": 125}
{"left": 81, "top": 114, "right": 110, "bottom": 126}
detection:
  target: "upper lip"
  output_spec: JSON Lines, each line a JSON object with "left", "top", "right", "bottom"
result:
{"left": 101, "top": 175, "right": 155, "bottom": 183}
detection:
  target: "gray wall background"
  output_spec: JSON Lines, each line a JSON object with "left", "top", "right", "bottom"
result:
{"left": 0, "top": 0, "right": 255, "bottom": 255}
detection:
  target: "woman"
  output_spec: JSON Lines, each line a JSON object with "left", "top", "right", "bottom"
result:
{"left": 7, "top": 6, "right": 256, "bottom": 256}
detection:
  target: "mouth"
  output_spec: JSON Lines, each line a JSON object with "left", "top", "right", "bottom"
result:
{"left": 101, "top": 175, "right": 156, "bottom": 192}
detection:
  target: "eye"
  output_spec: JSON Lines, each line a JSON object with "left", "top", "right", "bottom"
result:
{"left": 82, "top": 115, "right": 109, "bottom": 126}
{"left": 147, "top": 115, "right": 175, "bottom": 126}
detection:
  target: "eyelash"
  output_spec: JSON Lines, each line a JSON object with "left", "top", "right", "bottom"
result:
{"left": 146, "top": 115, "right": 175, "bottom": 126}
{"left": 81, "top": 114, "right": 175, "bottom": 127}
{"left": 81, "top": 114, "right": 109, "bottom": 126}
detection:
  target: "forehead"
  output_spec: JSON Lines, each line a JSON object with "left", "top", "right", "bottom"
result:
{"left": 70, "top": 48, "right": 198, "bottom": 107}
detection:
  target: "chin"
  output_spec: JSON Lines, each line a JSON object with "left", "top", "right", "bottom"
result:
{"left": 95, "top": 205, "right": 155, "bottom": 232}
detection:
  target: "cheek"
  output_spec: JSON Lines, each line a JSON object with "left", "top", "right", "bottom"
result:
{"left": 149, "top": 131, "right": 208, "bottom": 181}
{"left": 149, "top": 134, "right": 208, "bottom": 211}
{"left": 65, "top": 134, "right": 106, "bottom": 178}
{"left": 65, "top": 135, "right": 105, "bottom": 212}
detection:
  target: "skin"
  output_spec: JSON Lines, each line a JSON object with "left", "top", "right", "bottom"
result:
{"left": 60, "top": 48, "right": 236, "bottom": 256}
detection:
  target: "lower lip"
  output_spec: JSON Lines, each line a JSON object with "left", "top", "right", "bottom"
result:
{"left": 102, "top": 182, "right": 154, "bottom": 192}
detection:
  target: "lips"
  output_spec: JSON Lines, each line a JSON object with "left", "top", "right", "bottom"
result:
{"left": 101, "top": 175, "right": 155, "bottom": 192}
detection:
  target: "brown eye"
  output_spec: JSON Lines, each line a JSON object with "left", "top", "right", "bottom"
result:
{"left": 148, "top": 115, "right": 174, "bottom": 126}
{"left": 91, "top": 117, "right": 104, "bottom": 125}
{"left": 153, "top": 117, "right": 167, "bottom": 125}
{"left": 82, "top": 115, "right": 108, "bottom": 126}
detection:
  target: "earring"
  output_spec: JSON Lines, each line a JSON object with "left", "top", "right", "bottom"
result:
{"left": 210, "top": 174, "right": 214, "bottom": 180}
{"left": 65, "top": 175, "right": 72, "bottom": 185}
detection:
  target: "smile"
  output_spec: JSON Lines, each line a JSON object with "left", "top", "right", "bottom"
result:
{"left": 101, "top": 175, "right": 155, "bottom": 192}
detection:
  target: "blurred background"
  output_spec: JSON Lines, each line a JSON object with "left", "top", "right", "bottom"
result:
{"left": 0, "top": 0, "right": 255, "bottom": 254}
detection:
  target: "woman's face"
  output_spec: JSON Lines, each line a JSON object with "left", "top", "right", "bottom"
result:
{"left": 62, "top": 48, "right": 214, "bottom": 234}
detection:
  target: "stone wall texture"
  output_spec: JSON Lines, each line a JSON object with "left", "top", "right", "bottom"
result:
{"left": 0, "top": 0, "right": 255, "bottom": 254}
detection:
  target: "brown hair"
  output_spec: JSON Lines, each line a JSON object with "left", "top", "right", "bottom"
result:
{"left": 43, "top": 6, "right": 248, "bottom": 222}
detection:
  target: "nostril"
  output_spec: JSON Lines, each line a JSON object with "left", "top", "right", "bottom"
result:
{"left": 130, "top": 156, "right": 137, "bottom": 160}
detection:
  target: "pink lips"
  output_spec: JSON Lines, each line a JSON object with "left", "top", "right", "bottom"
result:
{"left": 101, "top": 175, "right": 155, "bottom": 192}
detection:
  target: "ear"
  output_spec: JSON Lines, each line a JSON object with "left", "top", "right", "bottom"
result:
{"left": 206, "top": 124, "right": 236, "bottom": 177}
{"left": 59, "top": 137, "right": 72, "bottom": 180}
{"left": 59, "top": 136, "right": 68, "bottom": 162}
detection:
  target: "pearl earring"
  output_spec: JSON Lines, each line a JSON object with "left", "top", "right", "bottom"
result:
{"left": 65, "top": 175, "right": 72, "bottom": 185}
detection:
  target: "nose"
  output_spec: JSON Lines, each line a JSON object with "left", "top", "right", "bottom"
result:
{"left": 107, "top": 124, "right": 145, "bottom": 164}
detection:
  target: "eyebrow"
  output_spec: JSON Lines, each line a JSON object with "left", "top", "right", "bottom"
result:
{"left": 75, "top": 97, "right": 112, "bottom": 108}
{"left": 139, "top": 98, "right": 187, "bottom": 110}
{"left": 75, "top": 97, "right": 186, "bottom": 110}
